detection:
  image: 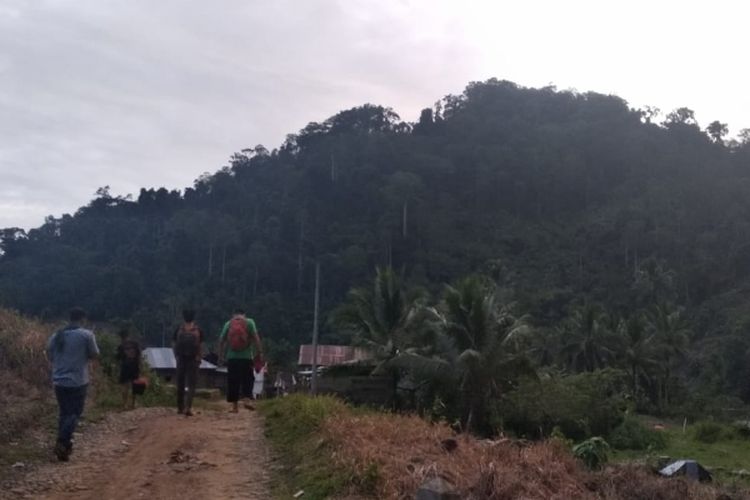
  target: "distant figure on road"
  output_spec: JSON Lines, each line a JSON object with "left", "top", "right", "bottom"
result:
{"left": 172, "top": 308, "right": 204, "bottom": 417}
{"left": 47, "top": 307, "right": 100, "bottom": 462}
{"left": 218, "top": 308, "right": 262, "bottom": 413}
{"left": 116, "top": 329, "right": 141, "bottom": 410}
{"left": 252, "top": 361, "right": 267, "bottom": 400}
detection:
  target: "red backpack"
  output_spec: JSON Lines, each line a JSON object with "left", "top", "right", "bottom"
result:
{"left": 227, "top": 317, "right": 250, "bottom": 351}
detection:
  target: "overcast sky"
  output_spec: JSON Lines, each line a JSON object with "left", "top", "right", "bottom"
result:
{"left": 1, "top": 0, "right": 748, "bottom": 230}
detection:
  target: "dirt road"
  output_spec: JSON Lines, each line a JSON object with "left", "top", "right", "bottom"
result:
{"left": 2, "top": 406, "right": 273, "bottom": 500}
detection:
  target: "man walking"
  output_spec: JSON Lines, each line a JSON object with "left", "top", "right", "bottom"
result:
{"left": 172, "top": 308, "right": 204, "bottom": 417}
{"left": 115, "top": 329, "right": 141, "bottom": 410}
{"left": 218, "top": 308, "right": 262, "bottom": 413}
{"left": 47, "top": 307, "right": 99, "bottom": 462}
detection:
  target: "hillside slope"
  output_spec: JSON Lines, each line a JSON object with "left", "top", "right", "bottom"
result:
{"left": 1, "top": 79, "right": 750, "bottom": 397}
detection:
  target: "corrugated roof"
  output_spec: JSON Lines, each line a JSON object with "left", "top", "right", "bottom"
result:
{"left": 143, "top": 348, "right": 217, "bottom": 370}
{"left": 298, "top": 345, "right": 372, "bottom": 366}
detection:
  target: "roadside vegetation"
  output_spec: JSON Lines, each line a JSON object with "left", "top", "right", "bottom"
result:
{"left": 261, "top": 394, "right": 745, "bottom": 499}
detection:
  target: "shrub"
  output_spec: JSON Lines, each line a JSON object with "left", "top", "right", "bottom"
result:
{"left": 572, "top": 437, "right": 610, "bottom": 470}
{"left": 731, "top": 420, "right": 750, "bottom": 439}
{"left": 549, "top": 425, "right": 573, "bottom": 449}
{"left": 609, "top": 416, "right": 668, "bottom": 450}
{"left": 501, "top": 369, "right": 626, "bottom": 440}
{"left": 692, "top": 420, "right": 725, "bottom": 443}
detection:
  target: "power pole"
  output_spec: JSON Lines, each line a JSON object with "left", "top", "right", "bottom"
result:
{"left": 310, "top": 261, "right": 321, "bottom": 395}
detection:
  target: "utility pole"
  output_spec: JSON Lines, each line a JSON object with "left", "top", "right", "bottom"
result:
{"left": 310, "top": 261, "right": 321, "bottom": 395}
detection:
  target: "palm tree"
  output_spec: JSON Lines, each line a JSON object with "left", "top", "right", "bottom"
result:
{"left": 620, "top": 313, "right": 656, "bottom": 403}
{"left": 647, "top": 304, "right": 690, "bottom": 410}
{"left": 560, "top": 303, "right": 619, "bottom": 373}
{"left": 441, "top": 275, "right": 533, "bottom": 434}
{"left": 331, "top": 267, "right": 426, "bottom": 408}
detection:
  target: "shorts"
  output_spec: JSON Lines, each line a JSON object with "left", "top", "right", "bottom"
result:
{"left": 119, "top": 362, "right": 140, "bottom": 384}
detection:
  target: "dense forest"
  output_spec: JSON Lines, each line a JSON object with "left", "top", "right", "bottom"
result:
{"left": 2, "top": 79, "right": 750, "bottom": 416}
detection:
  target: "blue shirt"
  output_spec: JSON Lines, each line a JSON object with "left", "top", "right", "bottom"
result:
{"left": 47, "top": 325, "right": 100, "bottom": 387}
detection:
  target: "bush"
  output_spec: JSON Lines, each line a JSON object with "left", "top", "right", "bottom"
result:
{"left": 501, "top": 369, "right": 626, "bottom": 440}
{"left": 692, "top": 420, "right": 729, "bottom": 443}
{"left": 731, "top": 420, "right": 750, "bottom": 439}
{"left": 609, "top": 416, "right": 668, "bottom": 450}
{"left": 573, "top": 437, "right": 610, "bottom": 470}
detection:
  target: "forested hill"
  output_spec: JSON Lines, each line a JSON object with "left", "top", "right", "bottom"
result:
{"left": 2, "top": 78, "right": 750, "bottom": 373}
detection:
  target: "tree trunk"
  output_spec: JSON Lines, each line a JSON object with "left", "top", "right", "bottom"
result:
{"left": 208, "top": 243, "right": 214, "bottom": 277}
{"left": 297, "top": 216, "right": 305, "bottom": 294}
{"left": 221, "top": 245, "right": 227, "bottom": 284}
{"left": 402, "top": 200, "right": 408, "bottom": 239}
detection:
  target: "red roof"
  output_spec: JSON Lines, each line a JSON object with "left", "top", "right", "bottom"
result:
{"left": 298, "top": 345, "right": 372, "bottom": 366}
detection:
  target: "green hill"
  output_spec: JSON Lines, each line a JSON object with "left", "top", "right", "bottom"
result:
{"left": 1, "top": 78, "right": 749, "bottom": 402}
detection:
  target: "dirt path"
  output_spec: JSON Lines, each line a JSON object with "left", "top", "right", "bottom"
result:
{"left": 2, "top": 406, "right": 273, "bottom": 500}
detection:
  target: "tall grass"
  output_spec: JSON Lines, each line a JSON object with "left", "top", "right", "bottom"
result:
{"left": 0, "top": 308, "right": 55, "bottom": 388}
{"left": 260, "top": 395, "right": 370, "bottom": 499}
{"left": 261, "top": 394, "right": 740, "bottom": 500}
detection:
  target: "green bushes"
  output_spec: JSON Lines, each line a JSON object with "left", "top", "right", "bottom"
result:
{"left": 501, "top": 369, "right": 626, "bottom": 440}
{"left": 572, "top": 437, "right": 611, "bottom": 470}
{"left": 692, "top": 420, "right": 731, "bottom": 443}
{"left": 609, "top": 416, "right": 668, "bottom": 450}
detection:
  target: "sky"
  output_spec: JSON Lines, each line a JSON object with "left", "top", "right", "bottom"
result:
{"left": 1, "top": 0, "right": 748, "bottom": 230}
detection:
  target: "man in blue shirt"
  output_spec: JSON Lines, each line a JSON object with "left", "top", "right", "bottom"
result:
{"left": 46, "top": 307, "right": 99, "bottom": 461}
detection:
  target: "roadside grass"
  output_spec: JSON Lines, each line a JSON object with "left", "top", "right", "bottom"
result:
{"left": 258, "top": 394, "right": 376, "bottom": 500}
{"left": 260, "top": 395, "right": 746, "bottom": 499}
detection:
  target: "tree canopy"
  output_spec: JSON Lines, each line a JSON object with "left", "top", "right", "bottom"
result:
{"left": 1, "top": 78, "right": 750, "bottom": 405}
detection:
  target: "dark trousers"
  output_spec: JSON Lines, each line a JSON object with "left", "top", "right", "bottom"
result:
{"left": 55, "top": 384, "right": 88, "bottom": 448}
{"left": 226, "top": 358, "right": 252, "bottom": 403}
{"left": 176, "top": 357, "right": 199, "bottom": 412}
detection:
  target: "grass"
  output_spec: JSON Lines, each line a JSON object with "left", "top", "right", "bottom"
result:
{"left": 258, "top": 394, "right": 375, "bottom": 500}
{"left": 260, "top": 395, "right": 746, "bottom": 499}
{"left": 613, "top": 418, "right": 750, "bottom": 488}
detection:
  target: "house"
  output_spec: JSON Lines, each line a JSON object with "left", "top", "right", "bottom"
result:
{"left": 296, "top": 345, "right": 388, "bottom": 406}
{"left": 297, "top": 345, "right": 372, "bottom": 368}
{"left": 142, "top": 348, "right": 224, "bottom": 389}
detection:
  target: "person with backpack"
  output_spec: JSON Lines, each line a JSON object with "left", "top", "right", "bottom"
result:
{"left": 218, "top": 308, "right": 262, "bottom": 413}
{"left": 115, "top": 329, "right": 141, "bottom": 410}
{"left": 172, "top": 308, "right": 204, "bottom": 417}
{"left": 46, "top": 307, "right": 100, "bottom": 462}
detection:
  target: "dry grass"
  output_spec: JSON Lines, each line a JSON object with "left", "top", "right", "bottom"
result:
{"left": 0, "top": 308, "right": 55, "bottom": 388}
{"left": 320, "top": 410, "right": 749, "bottom": 500}
{"left": 0, "top": 309, "right": 57, "bottom": 446}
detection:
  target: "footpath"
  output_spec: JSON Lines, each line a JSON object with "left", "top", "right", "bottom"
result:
{"left": 1, "top": 406, "right": 273, "bottom": 500}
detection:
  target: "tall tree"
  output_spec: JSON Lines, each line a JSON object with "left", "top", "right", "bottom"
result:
{"left": 331, "top": 267, "right": 426, "bottom": 407}
{"left": 647, "top": 304, "right": 690, "bottom": 410}
{"left": 560, "top": 303, "right": 619, "bottom": 373}
{"left": 442, "top": 275, "right": 533, "bottom": 434}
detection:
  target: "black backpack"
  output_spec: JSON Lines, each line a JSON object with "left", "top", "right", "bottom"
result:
{"left": 175, "top": 323, "right": 200, "bottom": 358}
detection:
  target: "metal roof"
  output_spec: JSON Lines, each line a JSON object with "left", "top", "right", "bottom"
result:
{"left": 297, "top": 345, "right": 372, "bottom": 366}
{"left": 143, "top": 347, "right": 218, "bottom": 370}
